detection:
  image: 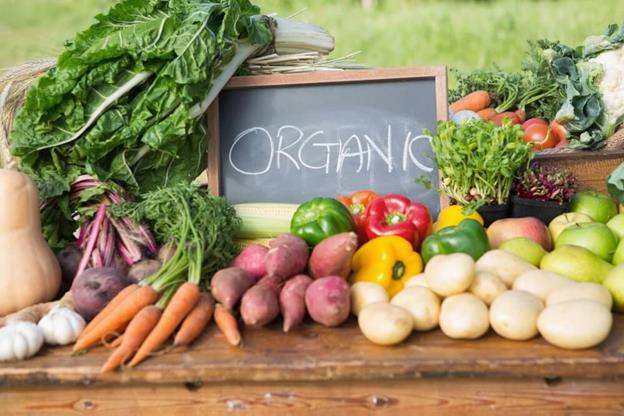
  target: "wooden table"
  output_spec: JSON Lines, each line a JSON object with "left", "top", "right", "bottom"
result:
{"left": 2, "top": 316, "right": 624, "bottom": 416}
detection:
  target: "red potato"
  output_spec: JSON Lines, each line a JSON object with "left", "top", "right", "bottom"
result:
{"left": 240, "top": 275, "right": 282, "bottom": 327}
{"left": 476, "top": 108, "right": 497, "bottom": 121}
{"left": 232, "top": 244, "right": 268, "bottom": 281}
{"left": 493, "top": 111, "right": 522, "bottom": 126}
{"left": 280, "top": 274, "right": 313, "bottom": 332}
{"left": 265, "top": 233, "right": 309, "bottom": 278}
{"left": 305, "top": 276, "right": 350, "bottom": 327}
{"left": 309, "top": 232, "right": 358, "bottom": 279}
{"left": 210, "top": 267, "right": 256, "bottom": 310}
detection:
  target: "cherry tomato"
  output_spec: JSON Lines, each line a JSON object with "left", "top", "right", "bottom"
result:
{"left": 550, "top": 120, "right": 568, "bottom": 143}
{"left": 493, "top": 111, "right": 522, "bottom": 126}
{"left": 523, "top": 125, "right": 557, "bottom": 151}
{"left": 522, "top": 118, "right": 548, "bottom": 130}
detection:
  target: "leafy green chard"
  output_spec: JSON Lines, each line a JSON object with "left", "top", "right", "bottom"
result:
{"left": 9, "top": 0, "right": 271, "bottom": 247}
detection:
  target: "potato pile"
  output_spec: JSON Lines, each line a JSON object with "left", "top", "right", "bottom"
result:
{"left": 353, "top": 250, "right": 614, "bottom": 349}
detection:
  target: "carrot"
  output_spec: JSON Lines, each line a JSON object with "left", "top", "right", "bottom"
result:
{"left": 476, "top": 108, "right": 497, "bottom": 121}
{"left": 128, "top": 282, "right": 201, "bottom": 367}
{"left": 73, "top": 285, "right": 159, "bottom": 352}
{"left": 174, "top": 292, "right": 215, "bottom": 347}
{"left": 450, "top": 90, "right": 491, "bottom": 113}
{"left": 109, "top": 334, "right": 123, "bottom": 349}
{"left": 78, "top": 283, "right": 138, "bottom": 341}
{"left": 214, "top": 303, "right": 241, "bottom": 347}
{"left": 100, "top": 305, "right": 162, "bottom": 373}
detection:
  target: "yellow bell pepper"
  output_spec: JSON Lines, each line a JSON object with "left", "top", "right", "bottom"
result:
{"left": 433, "top": 205, "right": 484, "bottom": 233}
{"left": 351, "top": 236, "right": 423, "bottom": 296}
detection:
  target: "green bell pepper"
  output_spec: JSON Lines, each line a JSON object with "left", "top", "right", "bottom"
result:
{"left": 421, "top": 219, "right": 489, "bottom": 263}
{"left": 290, "top": 197, "right": 355, "bottom": 246}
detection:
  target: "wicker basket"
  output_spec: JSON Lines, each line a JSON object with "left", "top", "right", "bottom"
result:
{"left": 536, "top": 128, "right": 624, "bottom": 194}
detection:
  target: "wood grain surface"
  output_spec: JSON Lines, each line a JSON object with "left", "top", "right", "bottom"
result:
{"left": 3, "top": 377, "right": 624, "bottom": 416}
{"left": 1, "top": 315, "right": 624, "bottom": 387}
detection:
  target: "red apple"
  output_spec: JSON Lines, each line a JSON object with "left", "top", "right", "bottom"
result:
{"left": 486, "top": 217, "right": 552, "bottom": 251}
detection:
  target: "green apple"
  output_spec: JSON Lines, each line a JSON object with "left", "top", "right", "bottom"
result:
{"left": 548, "top": 212, "right": 593, "bottom": 241}
{"left": 613, "top": 239, "right": 624, "bottom": 265}
{"left": 607, "top": 213, "right": 624, "bottom": 239}
{"left": 499, "top": 237, "right": 547, "bottom": 266}
{"left": 570, "top": 191, "right": 618, "bottom": 224}
{"left": 541, "top": 245, "right": 614, "bottom": 283}
{"left": 555, "top": 222, "right": 619, "bottom": 262}
{"left": 603, "top": 264, "right": 624, "bottom": 312}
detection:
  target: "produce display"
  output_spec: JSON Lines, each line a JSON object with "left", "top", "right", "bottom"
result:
{"left": 2, "top": 0, "right": 624, "bottom": 387}
{"left": 449, "top": 23, "right": 624, "bottom": 150}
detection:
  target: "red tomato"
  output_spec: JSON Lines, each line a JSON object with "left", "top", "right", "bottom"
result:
{"left": 523, "top": 125, "right": 557, "bottom": 151}
{"left": 522, "top": 118, "right": 548, "bottom": 130}
{"left": 550, "top": 120, "right": 568, "bottom": 143}
{"left": 555, "top": 136, "right": 569, "bottom": 148}
{"left": 493, "top": 111, "right": 522, "bottom": 126}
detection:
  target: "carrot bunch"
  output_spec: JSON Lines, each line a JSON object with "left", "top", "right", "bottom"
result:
{"left": 72, "top": 185, "right": 241, "bottom": 372}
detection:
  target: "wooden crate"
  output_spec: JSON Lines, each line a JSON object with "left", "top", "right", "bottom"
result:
{"left": 536, "top": 149, "right": 624, "bottom": 194}
{"left": 536, "top": 129, "right": 624, "bottom": 194}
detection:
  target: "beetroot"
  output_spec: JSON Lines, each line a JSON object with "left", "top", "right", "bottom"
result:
{"left": 71, "top": 267, "right": 130, "bottom": 320}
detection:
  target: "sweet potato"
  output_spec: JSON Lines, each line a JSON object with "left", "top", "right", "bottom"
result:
{"left": 309, "top": 232, "right": 358, "bottom": 279}
{"left": 240, "top": 275, "right": 281, "bottom": 327}
{"left": 280, "top": 274, "right": 313, "bottom": 332}
{"left": 265, "top": 234, "right": 309, "bottom": 278}
{"left": 232, "top": 244, "right": 268, "bottom": 281}
{"left": 211, "top": 267, "right": 256, "bottom": 310}
{"left": 305, "top": 276, "right": 350, "bottom": 327}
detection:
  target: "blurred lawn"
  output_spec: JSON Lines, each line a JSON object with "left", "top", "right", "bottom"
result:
{"left": 0, "top": 0, "right": 622, "bottom": 74}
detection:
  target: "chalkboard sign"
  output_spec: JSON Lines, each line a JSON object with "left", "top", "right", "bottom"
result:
{"left": 207, "top": 67, "right": 448, "bottom": 214}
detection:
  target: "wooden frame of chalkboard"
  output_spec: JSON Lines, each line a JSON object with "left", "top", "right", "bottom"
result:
{"left": 206, "top": 66, "right": 448, "bottom": 208}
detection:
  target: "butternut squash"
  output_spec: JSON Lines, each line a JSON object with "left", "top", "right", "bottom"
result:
{"left": 0, "top": 169, "right": 61, "bottom": 316}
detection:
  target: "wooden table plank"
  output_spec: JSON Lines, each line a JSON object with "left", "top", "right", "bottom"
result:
{"left": 1, "top": 316, "right": 624, "bottom": 386}
{"left": 3, "top": 378, "right": 624, "bottom": 415}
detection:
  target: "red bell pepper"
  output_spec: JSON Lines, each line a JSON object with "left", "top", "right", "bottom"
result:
{"left": 336, "top": 190, "right": 379, "bottom": 244}
{"left": 365, "top": 194, "right": 432, "bottom": 250}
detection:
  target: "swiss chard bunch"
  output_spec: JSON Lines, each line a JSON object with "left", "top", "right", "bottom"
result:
{"left": 513, "top": 161, "right": 577, "bottom": 204}
{"left": 428, "top": 119, "right": 533, "bottom": 208}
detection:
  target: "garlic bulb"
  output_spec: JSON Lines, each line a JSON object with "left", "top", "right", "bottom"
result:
{"left": 0, "top": 321, "right": 44, "bottom": 361}
{"left": 38, "top": 306, "right": 85, "bottom": 346}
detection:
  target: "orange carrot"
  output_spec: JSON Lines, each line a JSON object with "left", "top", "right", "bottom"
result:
{"left": 214, "top": 303, "right": 241, "bottom": 347}
{"left": 128, "top": 282, "right": 201, "bottom": 367}
{"left": 174, "top": 292, "right": 215, "bottom": 347}
{"left": 100, "top": 305, "right": 162, "bottom": 373}
{"left": 476, "top": 108, "right": 497, "bottom": 121}
{"left": 73, "top": 285, "right": 159, "bottom": 352}
{"left": 109, "top": 334, "right": 123, "bottom": 349}
{"left": 450, "top": 90, "right": 491, "bottom": 113}
{"left": 78, "top": 284, "right": 138, "bottom": 341}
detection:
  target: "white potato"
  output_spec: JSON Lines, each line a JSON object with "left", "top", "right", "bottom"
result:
{"left": 538, "top": 299, "right": 612, "bottom": 349}
{"left": 358, "top": 303, "right": 413, "bottom": 346}
{"left": 391, "top": 287, "right": 441, "bottom": 331}
{"left": 546, "top": 283, "right": 613, "bottom": 310}
{"left": 405, "top": 274, "right": 429, "bottom": 289}
{"left": 468, "top": 271, "right": 507, "bottom": 305}
{"left": 425, "top": 253, "right": 475, "bottom": 297}
{"left": 512, "top": 270, "right": 574, "bottom": 302}
{"left": 475, "top": 250, "right": 537, "bottom": 286}
{"left": 350, "top": 282, "right": 389, "bottom": 316}
{"left": 439, "top": 293, "right": 489, "bottom": 339}
{"left": 489, "top": 290, "right": 544, "bottom": 341}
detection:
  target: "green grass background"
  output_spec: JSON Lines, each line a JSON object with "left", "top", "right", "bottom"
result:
{"left": 0, "top": 0, "right": 622, "bottom": 75}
